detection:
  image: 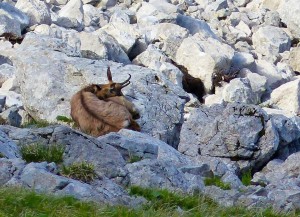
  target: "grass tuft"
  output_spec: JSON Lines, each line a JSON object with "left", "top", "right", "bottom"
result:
{"left": 0, "top": 186, "right": 297, "bottom": 217}
{"left": 22, "top": 119, "right": 51, "bottom": 128}
{"left": 241, "top": 169, "right": 252, "bottom": 186}
{"left": 20, "top": 143, "right": 64, "bottom": 164}
{"left": 60, "top": 161, "right": 97, "bottom": 183}
{"left": 56, "top": 115, "right": 74, "bottom": 124}
{"left": 204, "top": 176, "right": 231, "bottom": 190}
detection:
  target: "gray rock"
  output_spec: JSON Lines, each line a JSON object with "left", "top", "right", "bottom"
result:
{"left": 0, "top": 63, "right": 15, "bottom": 87}
{"left": 78, "top": 31, "right": 108, "bottom": 60}
{"left": 101, "top": 22, "right": 139, "bottom": 54}
{"left": 176, "top": 35, "right": 234, "bottom": 92}
{"left": 252, "top": 25, "right": 291, "bottom": 62}
{"left": 97, "top": 131, "right": 158, "bottom": 162}
{"left": 2, "top": 41, "right": 188, "bottom": 145}
{"left": 0, "top": 12, "right": 22, "bottom": 38}
{"left": 289, "top": 47, "right": 300, "bottom": 73}
{"left": 0, "top": 129, "right": 20, "bottom": 158}
{"left": 0, "top": 106, "right": 22, "bottom": 127}
{"left": 270, "top": 79, "right": 300, "bottom": 114}
{"left": 20, "top": 32, "right": 81, "bottom": 57}
{"left": 83, "top": 4, "right": 101, "bottom": 27}
{"left": 0, "top": 2, "right": 29, "bottom": 32}
{"left": 277, "top": 0, "right": 300, "bottom": 38}
{"left": 16, "top": 161, "right": 138, "bottom": 206}
{"left": 15, "top": 0, "right": 51, "bottom": 26}
{"left": 179, "top": 103, "right": 279, "bottom": 171}
{"left": 136, "top": 2, "right": 177, "bottom": 26}
{"left": 222, "top": 78, "right": 260, "bottom": 104}
{"left": 0, "top": 158, "right": 25, "bottom": 185}
{"left": 118, "top": 129, "right": 193, "bottom": 166}
{"left": 56, "top": 0, "right": 84, "bottom": 31}
{"left": 176, "top": 14, "right": 218, "bottom": 38}
{"left": 126, "top": 159, "right": 203, "bottom": 192}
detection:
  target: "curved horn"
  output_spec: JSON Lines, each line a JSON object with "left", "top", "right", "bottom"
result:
{"left": 107, "top": 67, "right": 113, "bottom": 83}
{"left": 120, "top": 74, "right": 131, "bottom": 85}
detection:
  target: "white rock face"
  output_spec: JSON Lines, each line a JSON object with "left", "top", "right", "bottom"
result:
{"left": 252, "top": 25, "right": 291, "bottom": 62}
{"left": 78, "top": 31, "right": 107, "bottom": 60}
{"left": 15, "top": 0, "right": 51, "bottom": 26}
{"left": 277, "top": 0, "right": 300, "bottom": 38}
{"left": 222, "top": 78, "right": 259, "bottom": 104}
{"left": 101, "top": 22, "right": 139, "bottom": 54}
{"left": 56, "top": 0, "right": 84, "bottom": 30}
{"left": 0, "top": 2, "right": 29, "bottom": 31}
{"left": 176, "top": 35, "right": 234, "bottom": 92}
{"left": 270, "top": 79, "right": 300, "bottom": 114}
{"left": 136, "top": 2, "right": 177, "bottom": 26}
{"left": 289, "top": 47, "right": 300, "bottom": 73}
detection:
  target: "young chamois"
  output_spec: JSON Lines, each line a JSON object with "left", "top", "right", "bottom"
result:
{"left": 70, "top": 67, "right": 140, "bottom": 137}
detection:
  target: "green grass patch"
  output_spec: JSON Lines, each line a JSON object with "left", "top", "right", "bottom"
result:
{"left": 204, "top": 176, "right": 231, "bottom": 190}
{"left": 20, "top": 143, "right": 64, "bottom": 164}
{"left": 22, "top": 119, "right": 51, "bottom": 128}
{"left": 61, "top": 161, "right": 97, "bottom": 183}
{"left": 128, "top": 153, "right": 142, "bottom": 163}
{"left": 0, "top": 186, "right": 298, "bottom": 217}
{"left": 241, "top": 169, "right": 252, "bottom": 186}
{"left": 56, "top": 115, "right": 74, "bottom": 124}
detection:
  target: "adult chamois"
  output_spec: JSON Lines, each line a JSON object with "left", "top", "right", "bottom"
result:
{"left": 70, "top": 67, "right": 140, "bottom": 137}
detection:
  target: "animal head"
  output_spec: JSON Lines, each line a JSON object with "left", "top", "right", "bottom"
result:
{"left": 83, "top": 67, "right": 131, "bottom": 99}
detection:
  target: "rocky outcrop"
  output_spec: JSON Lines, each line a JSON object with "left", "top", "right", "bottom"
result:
{"left": 1, "top": 0, "right": 300, "bottom": 212}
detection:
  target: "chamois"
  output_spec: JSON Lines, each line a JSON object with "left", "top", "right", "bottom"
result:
{"left": 70, "top": 67, "right": 140, "bottom": 137}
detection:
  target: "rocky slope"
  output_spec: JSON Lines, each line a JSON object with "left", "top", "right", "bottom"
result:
{"left": 1, "top": 0, "right": 300, "bottom": 212}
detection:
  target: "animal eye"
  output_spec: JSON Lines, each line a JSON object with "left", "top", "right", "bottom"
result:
{"left": 109, "top": 88, "right": 114, "bottom": 93}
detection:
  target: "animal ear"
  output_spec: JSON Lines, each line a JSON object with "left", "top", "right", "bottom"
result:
{"left": 107, "top": 67, "right": 113, "bottom": 83}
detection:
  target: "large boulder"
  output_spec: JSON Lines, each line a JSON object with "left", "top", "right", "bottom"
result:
{"left": 0, "top": 2, "right": 29, "bottom": 35}
{"left": 1, "top": 35, "right": 188, "bottom": 146}
{"left": 179, "top": 103, "right": 279, "bottom": 171}
{"left": 277, "top": 0, "right": 300, "bottom": 38}
{"left": 252, "top": 25, "right": 291, "bottom": 62}
{"left": 15, "top": 0, "right": 51, "bottom": 26}
{"left": 270, "top": 79, "right": 300, "bottom": 115}
{"left": 176, "top": 35, "right": 234, "bottom": 92}
{"left": 56, "top": 0, "right": 84, "bottom": 31}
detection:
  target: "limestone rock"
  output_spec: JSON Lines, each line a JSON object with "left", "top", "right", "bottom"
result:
{"left": 176, "top": 35, "right": 234, "bottom": 92}
{"left": 15, "top": 0, "right": 51, "bottom": 26}
{"left": 277, "top": 0, "right": 300, "bottom": 38}
{"left": 179, "top": 103, "right": 279, "bottom": 171}
{"left": 270, "top": 79, "right": 300, "bottom": 114}
{"left": 56, "top": 0, "right": 84, "bottom": 30}
{"left": 252, "top": 26, "right": 291, "bottom": 62}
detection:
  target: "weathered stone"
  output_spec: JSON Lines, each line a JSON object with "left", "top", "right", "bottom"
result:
{"left": 15, "top": 0, "right": 51, "bottom": 26}
{"left": 0, "top": 63, "right": 15, "bottom": 87}
{"left": 270, "top": 79, "right": 300, "bottom": 114}
{"left": 277, "top": 0, "right": 300, "bottom": 38}
{"left": 176, "top": 35, "right": 234, "bottom": 92}
{"left": 252, "top": 26, "right": 291, "bottom": 62}
{"left": 176, "top": 14, "right": 217, "bottom": 38}
{"left": 119, "top": 129, "right": 192, "bottom": 166}
{"left": 56, "top": 0, "right": 84, "bottom": 30}
{"left": 0, "top": 106, "right": 22, "bottom": 127}
{"left": 0, "top": 2, "right": 29, "bottom": 33}
{"left": 126, "top": 159, "right": 203, "bottom": 192}
{"left": 0, "top": 158, "right": 25, "bottom": 185}
{"left": 83, "top": 4, "right": 101, "bottom": 27}
{"left": 101, "top": 22, "right": 139, "bottom": 54}
{"left": 289, "top": 47, "right": 300, "bottom": 73}
{"left": 136, "top": 2, "right": 177, "bottom": 26}
{"left": 0, "top": 89, "right": 22, "bottom": 108}
{"left": 179, "top": 103, "right": 279, "bottom": 171}
{"left": 0, "top": 130, "right": 20, "bottom": 158}
{"left": 222, "top": 78, "right": 260, "bottom": 104}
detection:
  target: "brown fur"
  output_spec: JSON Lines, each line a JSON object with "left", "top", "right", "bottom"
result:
{"left": 70, "top": 67, "right": 140, "bottom": 137}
